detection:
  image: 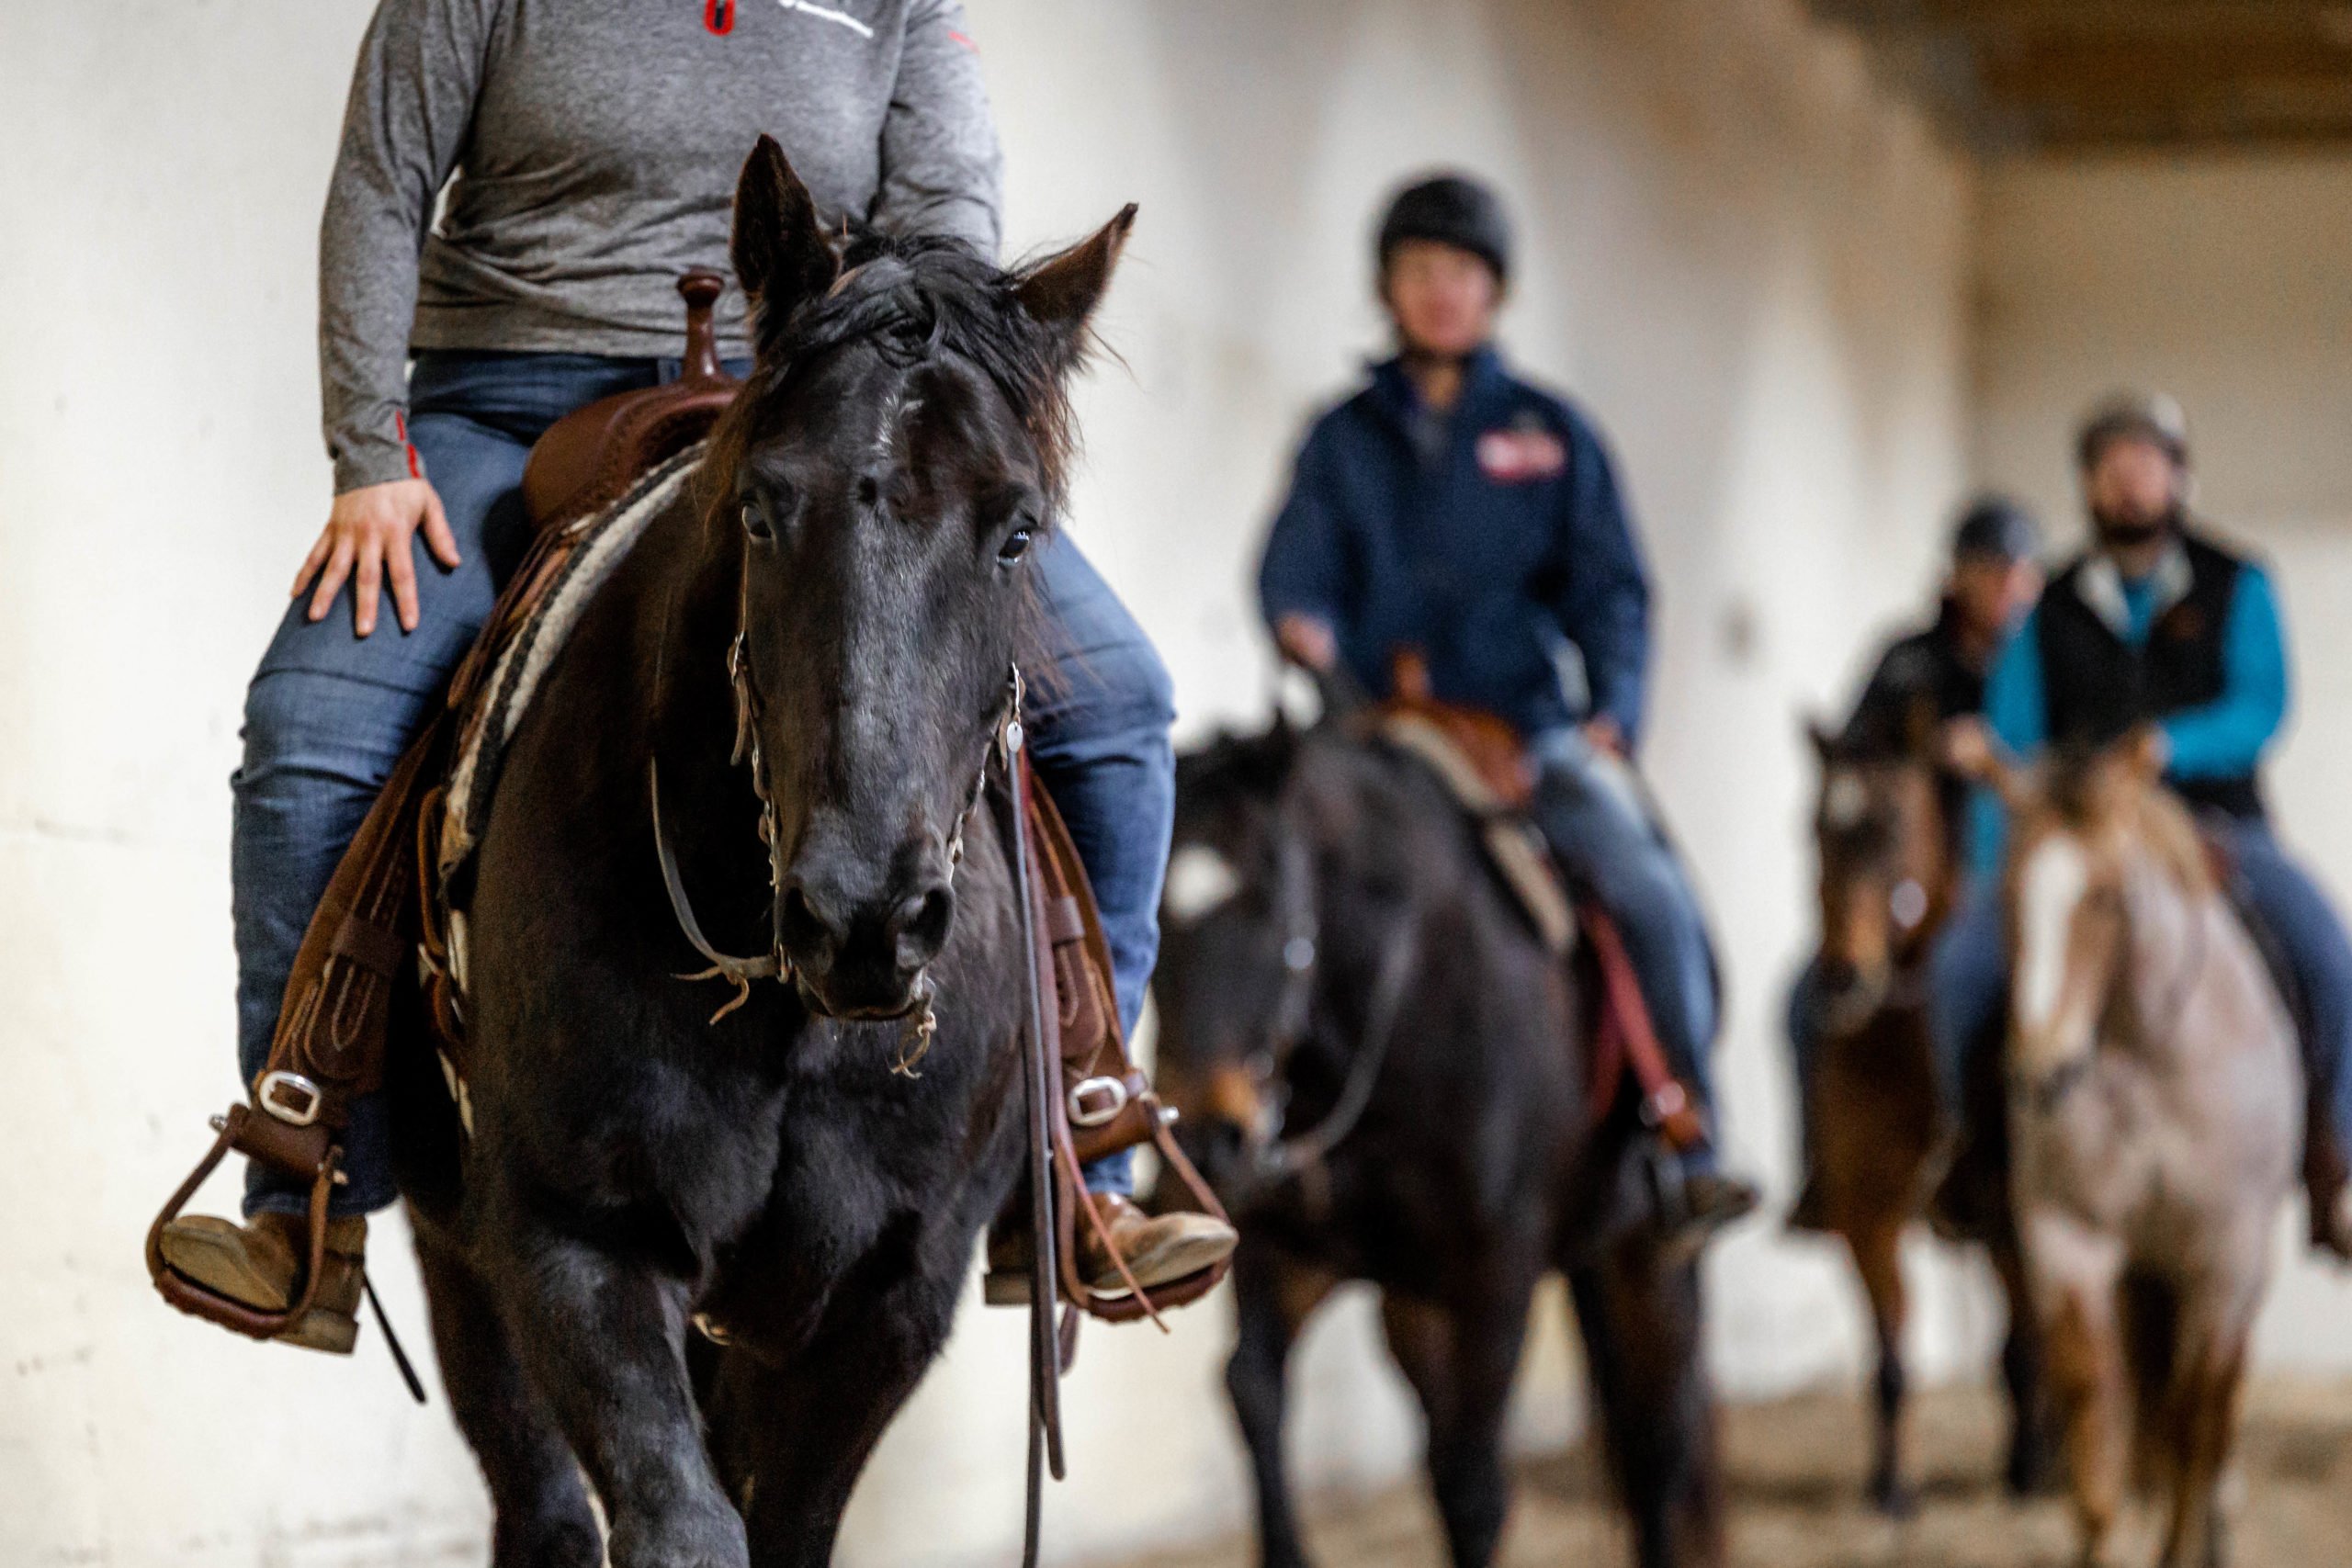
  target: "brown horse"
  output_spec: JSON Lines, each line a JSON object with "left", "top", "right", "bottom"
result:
{"left": 1802, "top": 722, "right": 2049, "bottom": 1512}
{"left": 1992, "top": 737, "right": 2300, "bottom": 1568}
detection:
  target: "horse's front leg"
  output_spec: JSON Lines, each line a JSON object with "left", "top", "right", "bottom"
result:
{"left": 1379, "top": 1266, "right": 1540, "bottom": 1568}
{"left": 702, "top": 1258, "right": 965, "bottom": 1568}
{"left": 2025, "top": 1210, "right": 2129, "bottom": 1568}
{"left": 490, "top": 1215, "right": 746, "bottom": 1568}
{"left": 1844, "top": 1215, "right": 1914, "bottom": 1516}
{"left": 1566, "top": 1242, "right": 1726, "bottom": 1568}
{"left": 1227, "top": 1241, "right": 1338, "bottom": 1568}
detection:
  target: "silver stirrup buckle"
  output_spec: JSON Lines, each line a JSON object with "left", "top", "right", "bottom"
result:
{"left": 257, "top": 1070, "right": 323, "bottom": 1127}
{"left": 1068, "top": 1076, "right": 1129, "bottom": 1128}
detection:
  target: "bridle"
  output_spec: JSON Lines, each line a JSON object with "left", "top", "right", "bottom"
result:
{"left": 1228, "top": 809, "right": 1419, "bottom": 1190}
{"left": 2014, "top": 844, "right": 2211, "bottom": 1116}
{"left": 651, "top": 533, "right": 1018, "bottom": 1066}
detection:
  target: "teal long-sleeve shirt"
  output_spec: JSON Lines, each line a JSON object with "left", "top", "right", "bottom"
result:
{"left": 1965, "top": 561, "right": 2288, "bottom": 878}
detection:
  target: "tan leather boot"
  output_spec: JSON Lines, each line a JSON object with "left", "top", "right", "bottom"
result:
{"left": 155, "top": 1211, "right": 367, "bottom": 1354}
{"left": 983, "top": 1196, "right": 1238, "bottom": 1305}
{"left": 1076, "top": 1195, "right": 1236, "bottom": 1295}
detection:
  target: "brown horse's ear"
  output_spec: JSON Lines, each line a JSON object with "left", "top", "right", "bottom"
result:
{"left": 1804, "top": 716, "right": 1838, "bottom": 764}
{"left": 2116, "top": 725, "right": 2169, "bottom": 785}
{"left": 731, "top": 136, "right": 838, "bottom": 325}
{"left": 1013, "top": 204, "right": 1138, "bottom": 367}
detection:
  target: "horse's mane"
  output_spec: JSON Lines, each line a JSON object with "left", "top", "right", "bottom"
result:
{"left": 712, "top": 230, "right": 1080, "bottom": 508}
{"left": 1175, "top": 723, "right": 1300, "bottom": 810}
{"left": 2033, "top": 747, "right": 2214, "bottom": 899}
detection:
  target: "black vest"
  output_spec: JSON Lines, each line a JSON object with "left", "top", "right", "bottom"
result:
{"left": 2035, "top": 531, "right": 2264, "bottom": 819}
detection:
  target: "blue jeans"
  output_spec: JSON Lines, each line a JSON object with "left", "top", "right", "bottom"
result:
{"left": 1531, "top": 728, "right": 1723, "bottom": 1166}
{"left": 1785, "top": 958, "right": 1825, "bottom": 1156}
{"left": 1928, "top": 819, "right": 2352, "bottom": 1154}
{"left": 239, "top": 351, "right": 1169, "bottom": 1214}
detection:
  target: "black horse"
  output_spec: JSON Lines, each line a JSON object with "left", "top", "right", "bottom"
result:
{"left": 1152, "top": 716, "right": 1724, "bottom": 1568}
{"left": 384, "top": 139, "right": 1134, "bottom": 1567}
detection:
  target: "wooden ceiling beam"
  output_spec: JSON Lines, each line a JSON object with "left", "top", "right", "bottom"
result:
{"left": 1817, "top": 0, "right": 2352, "bottom": 35}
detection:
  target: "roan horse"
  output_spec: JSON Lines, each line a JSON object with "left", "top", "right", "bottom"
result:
{"left": 1801, "top": 721, "right": 2049, "bottom": 1512}
{"left": 381, "top": 139, "right": 1137, "bottom": 1566}
{"left": 1153, "top": 716, "right": 1723, "bottom": 1568}
{"left": 1989, "top": 735, "right": 2299, "bottom": 1568}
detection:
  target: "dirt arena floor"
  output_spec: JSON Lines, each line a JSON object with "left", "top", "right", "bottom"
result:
{"left": 1101, "top": 1380, "right": 2352, "bottom": 1568}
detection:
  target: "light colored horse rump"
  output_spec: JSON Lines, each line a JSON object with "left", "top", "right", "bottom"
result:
{"left": 2000, "top": 742, "right": 2299, "bottom": 1568}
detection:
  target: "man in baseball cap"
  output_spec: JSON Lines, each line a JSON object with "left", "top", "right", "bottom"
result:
{"left": 1932, "top": 391, "right": 2352, "bottom": 1258}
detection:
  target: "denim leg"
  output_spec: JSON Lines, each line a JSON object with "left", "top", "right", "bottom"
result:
{"left": 234, "top": 402, "right": 543, "bottom": 1217}
{"left": 1532, "top": 740, "right": 1722, "bottom": 1161}
{"left": 2222, "top": 822, "right": 2352, "bottom": 1153}
{"left": 1025, "top": 532, "right": 1177, "bottom": 1199}
{"left": 1928, "top": 882, "right": 2007, "bottom": 1112}
{"left": 1787, "top": 958, "right": 1824, "bottom": 1156}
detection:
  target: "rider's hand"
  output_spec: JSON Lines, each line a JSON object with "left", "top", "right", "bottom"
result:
{"left": 1274, "top": 614, "right": 1339, "bottom": 674}
{"left": 1581, "top": 716, "right": 1626, "bottom": 759}
{"left": 291, "top": 478, "right": 460, "bottom": 637}
{"left": 1940, "top": 716, "right": 1996, "bottom": 781}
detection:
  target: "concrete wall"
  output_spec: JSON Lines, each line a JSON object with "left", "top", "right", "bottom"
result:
{"left": 0, "top": 1, "right": 1979, "bottom": 1563}
{"left": 1974, "top": 154, "right": 2352, "bottom": 1375}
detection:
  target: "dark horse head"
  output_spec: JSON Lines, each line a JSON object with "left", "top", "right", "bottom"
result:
{"left": 1153, "top": 718, "right": 1321, "bottom": 1190}
{"left": 1804, "top": 710, "right": 1955, "bottom": 1032}
{"left": 702, "top": 136, "right": 1132, "bottom": 1021}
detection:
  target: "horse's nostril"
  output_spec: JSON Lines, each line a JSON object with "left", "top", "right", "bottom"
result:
{"left": 890, "top": 885, "right": 955, "bottom": 967}
{"left": 778, "top": 882, "right": 840, "bottom": 963}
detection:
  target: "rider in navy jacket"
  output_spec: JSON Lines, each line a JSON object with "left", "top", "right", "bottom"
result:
{"left": 1260, "top": 173, "right": 1756, "bottom": 1250}
{"left": 1259, "top": 345, "right": 1651, "bottom": 746}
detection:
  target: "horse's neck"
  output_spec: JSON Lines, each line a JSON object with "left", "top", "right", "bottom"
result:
{"left": 2120, "top": 848, "right": 2248, "bottom": 1067}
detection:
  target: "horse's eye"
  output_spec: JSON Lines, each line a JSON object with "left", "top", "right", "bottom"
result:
{"left": 740, "top": 500, "right": 774, "bottom": 543}
{"left": 997, "top": 526, "right": 1034, "bottom": 566}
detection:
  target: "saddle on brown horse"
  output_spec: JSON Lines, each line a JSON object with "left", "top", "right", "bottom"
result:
{"left": 147, "top": 272, "right": 1227, "bottom": 1348}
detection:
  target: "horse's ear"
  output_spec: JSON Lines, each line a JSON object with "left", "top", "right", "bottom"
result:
{"left": 2116, "top": 725, "right": 2168, "bottom": 786}
{"left": 1013, "top": 204, "right": 1138, "bottom": 367}
{"left": 731, "top": 136, "right": 838, "bottom": 328}
{"left": 1804, "top": 716, "right": 1838, "bottom": 765}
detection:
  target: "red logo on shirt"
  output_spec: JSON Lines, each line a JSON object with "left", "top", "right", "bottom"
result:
{"left": 706, "top": 0, "right": 736, "bottom": 35}
{"left": 1476, "top": 428, "right": 1566, "bottom": 484}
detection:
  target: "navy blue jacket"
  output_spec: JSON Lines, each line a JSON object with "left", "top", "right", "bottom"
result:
{"left": 1257, "top": 346, "right": 1652, "bottom": 743}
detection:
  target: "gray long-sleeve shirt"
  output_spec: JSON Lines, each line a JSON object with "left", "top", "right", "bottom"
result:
{"left": 321, "top": 0, "right": 1003, "bottom": 492}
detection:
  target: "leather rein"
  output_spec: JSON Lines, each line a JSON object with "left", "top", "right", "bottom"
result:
{"left": 1250, "top": 820, "right": 1420, "bottom": 1190}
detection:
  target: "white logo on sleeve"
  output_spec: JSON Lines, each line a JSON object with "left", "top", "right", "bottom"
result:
{"left": 778, "top": 0, "right": 873, "bottom": 38}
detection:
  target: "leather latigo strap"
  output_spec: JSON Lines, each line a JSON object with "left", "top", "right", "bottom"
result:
{"left": 1581, "top": 903, "right": 1705, "bottom": 1150}
{"left": 1020, "top": 759, "right": 1231, "bottom": 1325}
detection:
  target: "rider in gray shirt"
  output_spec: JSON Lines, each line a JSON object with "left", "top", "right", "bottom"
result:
{"left": 322, "top": 0, "right": 1002, "bottom": 491}
{"left": 161, "top": 0, "right": 1232, "bottom": 1354}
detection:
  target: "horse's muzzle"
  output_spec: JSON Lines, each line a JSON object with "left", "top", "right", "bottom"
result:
{"left": 776, "top": 863, "right": 956, "bottom": 1019}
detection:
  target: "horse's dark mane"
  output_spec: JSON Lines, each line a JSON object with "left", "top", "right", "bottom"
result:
{"left": 1175, "top": 723, "right": 1301, "bottom": 810}
{"left": 714, "top": 229, "right": 1080, "bottom": 507}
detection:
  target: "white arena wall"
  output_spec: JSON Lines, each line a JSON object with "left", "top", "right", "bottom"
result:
{"left": 21, "top": 5, "right": 2337, "bottom": 1568}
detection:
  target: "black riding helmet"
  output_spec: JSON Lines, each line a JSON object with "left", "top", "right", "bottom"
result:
{"left": 1376, "top": 173, "right": 1512, "bottom": 284}
{"left": 1950, "top": 494, "right": 2041, "bottom": 566}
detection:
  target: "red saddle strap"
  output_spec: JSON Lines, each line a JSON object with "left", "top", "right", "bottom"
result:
{"left": 1581, "top": 903, "right": 1705, "bottom": 1150}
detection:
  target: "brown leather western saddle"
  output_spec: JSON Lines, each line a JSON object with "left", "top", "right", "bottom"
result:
{"left": 146, "top": 273, "right": 1227, "bottom": 1352}
{"left": 1365, "top": 651, "right": 1703, "bottom": 1150}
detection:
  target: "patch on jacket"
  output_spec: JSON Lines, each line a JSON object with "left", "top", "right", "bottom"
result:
{"left": 1475, "top": 426, "right": 1566, "bottom": 484}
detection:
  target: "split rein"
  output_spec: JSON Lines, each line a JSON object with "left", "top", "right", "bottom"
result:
{"left": 650, "top": 544, "right": 1020, "bottom": 1072}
